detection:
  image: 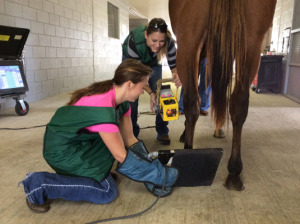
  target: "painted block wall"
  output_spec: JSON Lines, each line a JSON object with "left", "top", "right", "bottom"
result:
{"left": 271, "top": 0, "right": 295, "bottom": 53}
{"left": 0, "top": 0, "right": 129, "bottom": 109}
{"left": 93, "top": 0, "right": 129, "bottom": 81}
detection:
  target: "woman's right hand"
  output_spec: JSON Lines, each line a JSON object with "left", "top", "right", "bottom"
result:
{"left": 150, "top": 93, "right": 156, "bottom": 112}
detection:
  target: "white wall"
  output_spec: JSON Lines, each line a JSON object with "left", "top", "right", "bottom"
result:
{"left": 0, "top": 0, "right": 130, "bottom": 109}
{"left": 271, "top": 0, "right": 295, "bottom": 53}
{"left": 93, "top": 0, "right": 129, "bottom": 81}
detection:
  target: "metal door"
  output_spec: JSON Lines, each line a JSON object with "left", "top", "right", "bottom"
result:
{"left": 284, "top": 0, "right": 300, "bottom": 103}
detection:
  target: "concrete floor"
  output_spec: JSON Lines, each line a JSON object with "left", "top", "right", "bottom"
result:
{"left": 0, "top": 83, "right": 299, "bottom": 224}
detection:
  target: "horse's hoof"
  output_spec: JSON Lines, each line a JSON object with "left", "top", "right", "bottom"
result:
{"left": 224, "top": 175, "right": 245, "bottom": 191}
{"left": 179, "top": 134, "right": 185, "bottom": 143}
{"left": 213, "top": 128, "right": 225, "bottom": 138}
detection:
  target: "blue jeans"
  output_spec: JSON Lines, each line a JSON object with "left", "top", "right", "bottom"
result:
{"left": 20, "top": 172, "right": 118, "bottom": 205}
{"left": 179, "top": 59, "right": 211, "bottom": 113}
{"left": 122, "top": 56, "right": 168, "bottom": 138}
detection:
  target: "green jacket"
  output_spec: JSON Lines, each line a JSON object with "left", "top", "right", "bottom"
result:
{"left": 122, "top": 25, "right": 157, "bottom": 67}
{"left": 43, "top": 103, "right": 129, "bottom": 182}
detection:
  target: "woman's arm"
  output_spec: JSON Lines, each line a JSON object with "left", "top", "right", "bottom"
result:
{"left": 98, "top": 115, "right": 139, "bottom": 163}
{"left": 119, "top": 115, "right": 139, "bottom": 147}
{"left": 99, "top": 131, "right": 127, "bottom": 163}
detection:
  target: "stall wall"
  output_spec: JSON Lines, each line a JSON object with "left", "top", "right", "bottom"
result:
{"left": 0, "top": 0, "right": 129, "bottom": 109}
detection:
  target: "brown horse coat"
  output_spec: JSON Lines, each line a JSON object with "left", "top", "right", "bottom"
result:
{"left": 169, "top": 0, "right": 277, "bottom": 190}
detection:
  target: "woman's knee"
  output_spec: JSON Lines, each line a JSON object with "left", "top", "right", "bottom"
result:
{"left": 93, "top": 175, "right": 118, "bottom": 204}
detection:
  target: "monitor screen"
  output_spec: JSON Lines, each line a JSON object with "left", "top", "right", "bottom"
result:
{"left": 0, "top": 60, "right": 28, "bottom": 96}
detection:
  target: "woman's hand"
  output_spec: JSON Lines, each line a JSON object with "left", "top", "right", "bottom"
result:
{"left": 144, "top": 85, "right": 156, "bottom": 112}
{"left": 150, "top": 93, "right": 156, "bottom": 112}
{"left": 172, "top": 73, "right": 182, "bottom": 88}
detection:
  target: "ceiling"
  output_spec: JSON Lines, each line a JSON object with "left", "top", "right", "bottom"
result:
{"left": 127, "top": 0, "right": 170, "bottom": 25}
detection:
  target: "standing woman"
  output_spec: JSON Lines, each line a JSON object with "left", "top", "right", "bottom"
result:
{"left": 122, "top": 18, "right": 180, "bottom": 145}
{"left": 20, "top": 59, "right": 178, "bottom": 213}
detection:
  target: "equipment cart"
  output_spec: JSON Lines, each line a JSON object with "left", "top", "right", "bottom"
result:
{"left": 251, "top": 55, "right": 284, "bottom": 93}
{"left": 0, "top": 25, "right": 30, "bottom": 116}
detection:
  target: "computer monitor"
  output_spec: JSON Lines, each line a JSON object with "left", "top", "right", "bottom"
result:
{"left": 0, "top": 60, "right": 28, "bottom": 97}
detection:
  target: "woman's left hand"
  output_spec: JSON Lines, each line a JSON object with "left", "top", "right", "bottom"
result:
{"left": 172, "top": 73, "right": 182, "bottom": 88}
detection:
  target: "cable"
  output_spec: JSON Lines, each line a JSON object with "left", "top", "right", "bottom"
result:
{"left": 0, "top": 112, "right": 160, "bottom": 131}
{"left": 139, "top": 125, "right": 159, "bottom": 130}
{"left": 0, "top": 124, "right": 155, "bottom": 131}
{"left": 139, "top": 111, "right": 156, "bottom": 115}
{"left": 86, "top": 169, "right": 168, "bottom": 224}
{"left": 0, "top": 124, "right": 46, "bottom": 130}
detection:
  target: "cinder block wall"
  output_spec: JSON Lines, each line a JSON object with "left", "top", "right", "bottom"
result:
{"left": 271, "top": 0, "right": 295, "bottom": 53}
{"left": 0, "top": 0, "right": 129, "bottom": 109}
{"left": 93, "top": 0, "right": 129, "bottom": 81}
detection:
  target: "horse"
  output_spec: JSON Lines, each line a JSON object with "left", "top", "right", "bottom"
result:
{"left": 169, "top": 0, "right": 277, "bottom": 190}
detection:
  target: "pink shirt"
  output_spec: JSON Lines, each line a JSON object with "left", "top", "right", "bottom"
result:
{"left": 73, "top": 86, "right": 131, "bottom": 133}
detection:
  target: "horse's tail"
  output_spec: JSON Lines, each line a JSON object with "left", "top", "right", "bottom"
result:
{"left": 206, "top": 0, "right": 246, "bottom": 128}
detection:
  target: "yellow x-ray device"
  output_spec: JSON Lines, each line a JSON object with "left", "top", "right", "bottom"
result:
{"left": 155, "top": 79, "right": 179, "bottom": 121}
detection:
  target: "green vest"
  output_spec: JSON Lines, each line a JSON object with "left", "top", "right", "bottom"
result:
{"left": 122, "top": 25, "right": 157, "bottom": 67}
{"left": 43, "top": 102, "right": 129, "bottom": 182}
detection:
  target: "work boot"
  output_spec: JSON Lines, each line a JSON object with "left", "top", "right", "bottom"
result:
{"left": 200, "top": 110, "right": 208, "bottom": 116}
{"left": 157, "top": 135, "right": 171, "bottom": 145}
{"left": 26, "top": 198, "right": 51, "bottom": 213}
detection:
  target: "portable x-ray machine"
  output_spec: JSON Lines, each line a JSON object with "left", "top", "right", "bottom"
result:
{"left": 155, "top": 78, "right": 179, "bottom": 122}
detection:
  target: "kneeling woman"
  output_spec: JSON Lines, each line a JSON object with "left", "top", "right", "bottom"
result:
{"left": 20, "top": 59, "right": 178, "bottom": 213}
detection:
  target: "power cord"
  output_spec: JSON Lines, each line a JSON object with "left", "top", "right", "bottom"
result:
{"left": 0, "top": 110, "right": 162, "bottom": 131}
{"left": 0, "top": 124, "right": 46, "bottom": 130}
{"left": 139, "top": 111, "right": 156, "bottom": 115}
{"left": 0, "top": 124, "right": 157, "bottom": 131}
{"left": 86, "top": 169, "right": 168, "bottom": 224}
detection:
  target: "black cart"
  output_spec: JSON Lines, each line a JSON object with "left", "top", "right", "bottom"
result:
{"left": 251, "top": 55, "right": 284, "bottom": 94}
{"left": 0, "top": 25, "right": 30, "bottom": 115}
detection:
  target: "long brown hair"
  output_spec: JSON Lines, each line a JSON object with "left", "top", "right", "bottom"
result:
{"left": 145, "top": 18, "right": 174, "bottom": 63}
{"left": 67, "top": 59, "right": 152, "bottom": 105}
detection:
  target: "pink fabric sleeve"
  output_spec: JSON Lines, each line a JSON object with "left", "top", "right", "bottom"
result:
{"left": 73, "top": 87, "right": 130, "bottom": 133}
{"left": 85, "top": 107, "right": 131, "bottom": 133}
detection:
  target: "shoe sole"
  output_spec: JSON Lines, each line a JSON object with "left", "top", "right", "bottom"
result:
{"left": 157, "top": 140, "right": 171, "bottom": 145}
{"left": 26, "top": 198, "right": 50, "bottom": 213}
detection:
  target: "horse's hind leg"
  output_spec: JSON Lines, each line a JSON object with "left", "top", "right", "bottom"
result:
{"left": 225, "top": 0, "right": 276, "bottom": 190}
{"left": 225, "top": 37, "right": 265, "bottom": 191}
{"left": 176, "top": 45, "right": 201, "bottom": 149}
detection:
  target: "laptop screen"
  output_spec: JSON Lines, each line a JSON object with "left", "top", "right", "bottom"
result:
{"left": 0, "top": 60, "right": 28, "bottom": 96}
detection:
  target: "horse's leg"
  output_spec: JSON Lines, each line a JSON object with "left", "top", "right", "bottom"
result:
{"left": 214, "top": 125, "right": 225, "bottom": 138}
{"left": 225, "top": 38, "right": 265, "bottom": 191}
{"left": 179, "top": 56, "right": 205, "bottom": 144}
{"left": 225, "top": 0, "right": 276, "bottom": 191}
{"left": 170, "top": 4, "right": 209, "bottom": 149}
{"left": 176, "top": 44, "right": 201, "bottom": 149}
